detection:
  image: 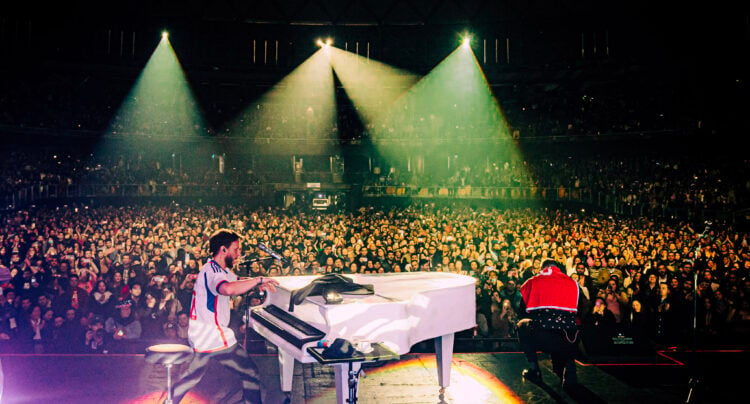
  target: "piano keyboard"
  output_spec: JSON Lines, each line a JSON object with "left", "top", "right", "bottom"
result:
{"left": 251, "top": 305, "right": 326, "bottom": 350}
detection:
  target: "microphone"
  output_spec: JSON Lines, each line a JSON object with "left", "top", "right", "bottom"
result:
{"left": 257, "top": 243, "right": 285, "bottom": 262}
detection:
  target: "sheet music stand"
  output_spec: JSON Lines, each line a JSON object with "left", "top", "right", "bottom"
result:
{"left": 307, "top": 342, "right": 399, "bottom": 404}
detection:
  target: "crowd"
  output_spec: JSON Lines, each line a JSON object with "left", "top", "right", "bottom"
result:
{"left": 366, "top": 153, "right": 747, "bottom": 215}
{"left": 498, "top": 69, "right": 698, "bottom": 138}
{"left": 0, "top": 148, "right": 266, "bottom": 202}
{"left": 1, "top": 203, "right": 748, "bottom": 356}
{"left": 4, "top": 142, "right": 747, "bottom": 219}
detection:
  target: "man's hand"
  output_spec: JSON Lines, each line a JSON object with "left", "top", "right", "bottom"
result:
{"left": 516, "top": 318, "right": 532, "bottom": 328}
{"left": 258, "top": 278, "right": 280, "bottom": 293}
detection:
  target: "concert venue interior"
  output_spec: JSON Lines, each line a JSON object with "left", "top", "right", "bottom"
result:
{"left": 1, "top": 1, "right": 748, "bottom": 403}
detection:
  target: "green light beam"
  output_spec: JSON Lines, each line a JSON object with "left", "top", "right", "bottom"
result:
{"left": 93, "top": 35, "right": 212, "bottom": 188}
{"left": 329, "top": 47, "right": 419, "bottom": 128}
{"left": 106, "top": 37, "right": 206, "bottom": 141}
{"left": 225, "top": 49, "right": 336, "bottom": 155}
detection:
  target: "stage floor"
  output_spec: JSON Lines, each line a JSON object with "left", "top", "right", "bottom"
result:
{"left": 1, "top": 349, "right": 745, "bottom": 403}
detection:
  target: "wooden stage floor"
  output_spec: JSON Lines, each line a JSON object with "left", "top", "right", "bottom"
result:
{"left": 1, "top": 349, "right": 744, "bottom": 403}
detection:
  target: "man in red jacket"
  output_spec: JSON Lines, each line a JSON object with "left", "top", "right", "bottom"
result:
{"left": 517, "top": 259, "right": 587, "bottom": 388}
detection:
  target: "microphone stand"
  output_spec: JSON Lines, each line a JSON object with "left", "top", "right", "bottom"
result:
{"left": 256, "top": 243, "right": 290, "bottom": 268}
{"left": 239, "top": 257, "right": 273, "bottom": 350}
{"left": 686, "top": 222, "right": 711, "bottom": 403}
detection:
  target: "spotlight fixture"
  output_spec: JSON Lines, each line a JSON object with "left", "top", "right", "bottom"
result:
{"left": 161, "top": 31, "right": 169, "bottom": 42}
{"left": 316, "top": 38, "right": 333, "bottom": 48}
{"left": 462, "top": 36, "right": 471, "bottom": 48}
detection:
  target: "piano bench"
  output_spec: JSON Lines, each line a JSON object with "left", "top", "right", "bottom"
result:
{"left": 145, "top": 344, "right": 194, "bottom": 404}
{"left": 145, "top": 343, "right": 193, "bottom": 366}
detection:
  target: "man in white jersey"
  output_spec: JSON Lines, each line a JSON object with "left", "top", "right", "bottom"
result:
{"left": 171, "top": 229, "right": 279, "bottom": 404}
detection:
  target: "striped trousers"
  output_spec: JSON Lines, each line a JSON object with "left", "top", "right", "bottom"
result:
{"left": 171, "top": 343, "right": 262, "bottom": 404}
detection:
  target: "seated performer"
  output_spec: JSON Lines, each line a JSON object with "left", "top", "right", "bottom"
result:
{"left": 170, "top": 229, "right": 279, "bottom": 404}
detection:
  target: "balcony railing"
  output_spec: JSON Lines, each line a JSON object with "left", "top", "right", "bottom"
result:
{"left": 2, "top": 182, "right": 735, "bottom": 224}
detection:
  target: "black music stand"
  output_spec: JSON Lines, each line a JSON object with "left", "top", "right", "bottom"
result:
{"left": 307, "top": 343, "right": 399, "bottom": 404}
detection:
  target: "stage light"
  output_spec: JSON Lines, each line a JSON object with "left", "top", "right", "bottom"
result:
{"left": 316, "top": 38, "right": 333, "bottom": 48}
{"left": 102, "top": 33, "right": 207, "bottom": 164}
{"left": 462, "top": 36, "right": 471, "bottom": 48}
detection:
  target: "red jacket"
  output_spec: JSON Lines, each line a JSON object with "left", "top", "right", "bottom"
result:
{"left": 520, "top": 266, "right": 579, "bottom": 313}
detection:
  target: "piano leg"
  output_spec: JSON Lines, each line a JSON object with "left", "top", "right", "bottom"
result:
{"left": 278, "top": 348, "right": 295, "bottom": 393}
{"left": 434, "top": 333, "right": 455, "bottom": 390}
{"left": 334, "top": 362, "right": 361, "bottom": 404}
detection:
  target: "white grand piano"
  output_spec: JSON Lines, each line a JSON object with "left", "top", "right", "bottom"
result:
{"left": 250, "top": 272, "right": 476, "bottom": 403}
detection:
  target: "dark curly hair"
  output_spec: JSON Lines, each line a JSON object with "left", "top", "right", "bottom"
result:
{"left": 208, "top": 228, "right": 242, "bottom": 257}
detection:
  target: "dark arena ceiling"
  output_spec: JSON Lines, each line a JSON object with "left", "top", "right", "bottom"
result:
{"left": 1, "top": 0, "right": 747, "bottom": 142}
{"left": 2, "top": 0, "right": 747, "bottom": 74}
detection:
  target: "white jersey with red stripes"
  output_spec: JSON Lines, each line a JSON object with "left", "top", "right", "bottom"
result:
{"left": 188, "top": 259, "right": 238, "bottom": 352}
